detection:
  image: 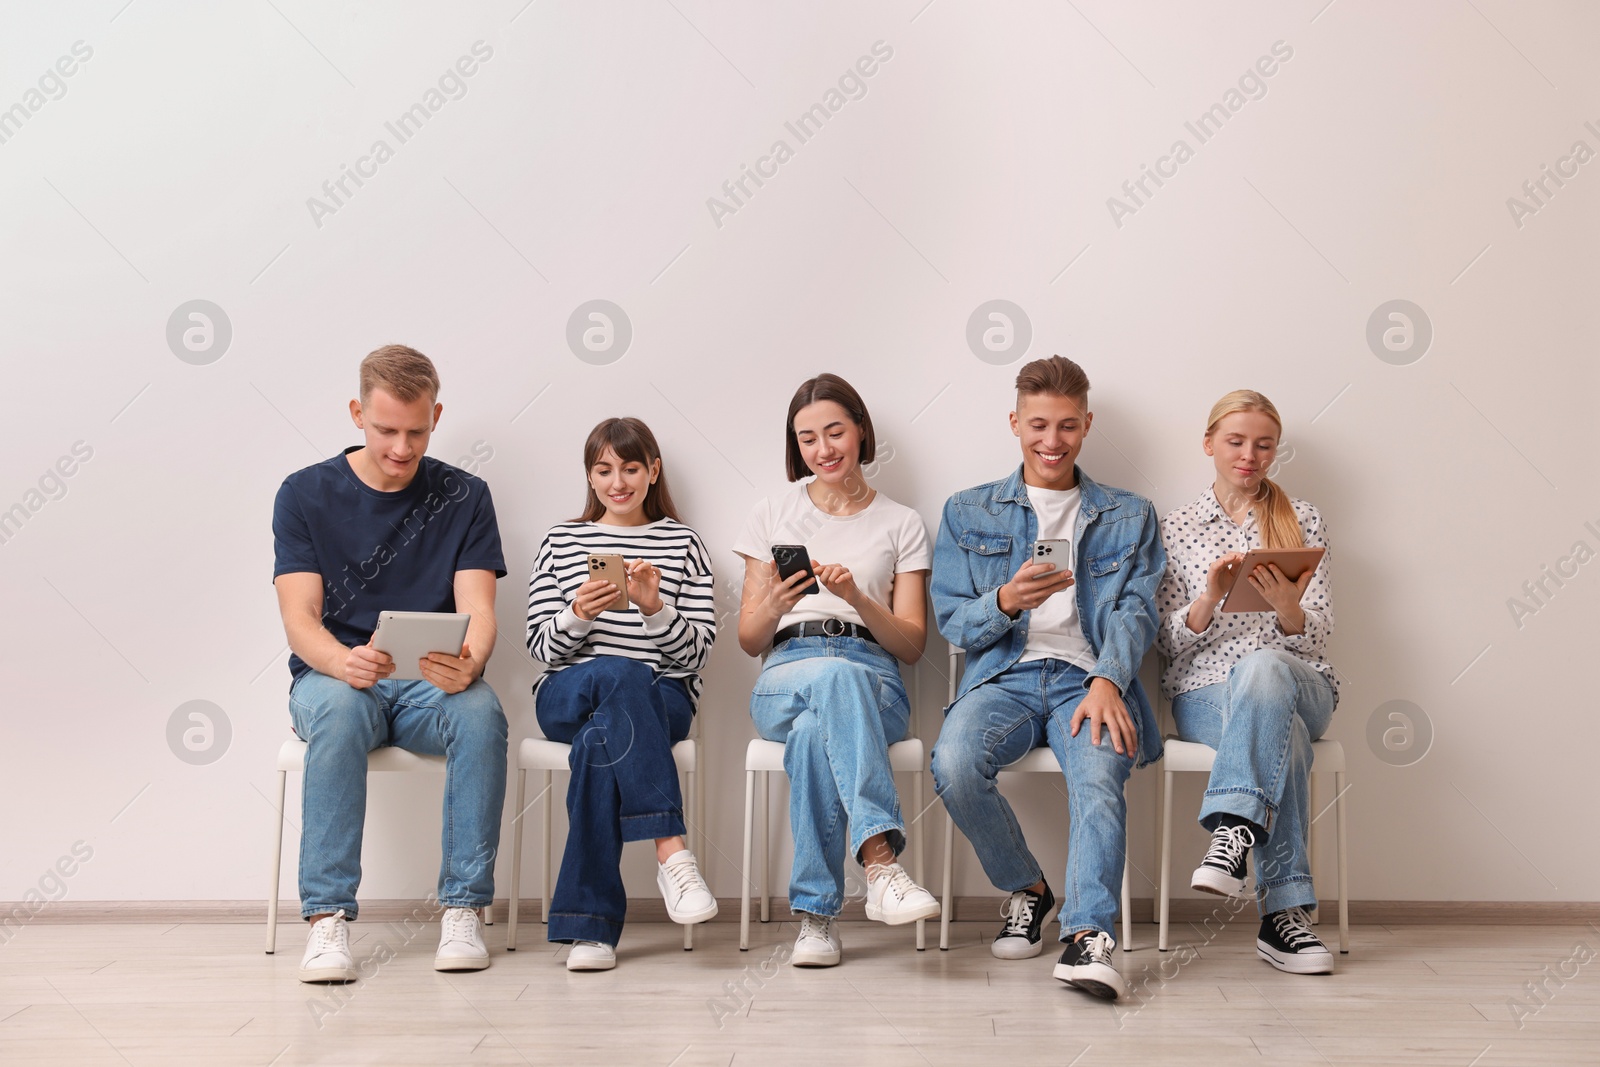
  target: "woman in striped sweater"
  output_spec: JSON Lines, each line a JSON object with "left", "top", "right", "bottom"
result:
{"left": 525, "top": 417, "right": 718, "bottom": 971}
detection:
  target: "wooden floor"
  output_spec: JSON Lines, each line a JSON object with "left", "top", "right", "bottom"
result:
{"left": 1, "top": 916, "right": 1596, "bottom": 1065}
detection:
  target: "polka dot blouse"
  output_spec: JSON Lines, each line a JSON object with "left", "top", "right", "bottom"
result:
{"left": 1155, "top": 485, "right": 1339, "bottom": 700}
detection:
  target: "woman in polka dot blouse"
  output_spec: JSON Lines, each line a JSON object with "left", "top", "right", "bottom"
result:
{"left": 1155, "top": 390, "right": 1340, "bottom": 976}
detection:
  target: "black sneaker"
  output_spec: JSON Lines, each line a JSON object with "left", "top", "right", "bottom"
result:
{"left": 1257, "top": 907, "right": 1334, "bottom": 974}
{"left": 990, "top": 882, "right": 1055, "bottom": 960}
{"left": 1191, "top": 822, "right": 1256, "bottom": 898}
{"left": 1052, "top": 931, "right": 1128, "bottom": 1000}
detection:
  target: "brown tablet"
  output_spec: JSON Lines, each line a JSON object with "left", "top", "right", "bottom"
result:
{"left": 1218, "top": 547, "right": 1326, "bottom": 613}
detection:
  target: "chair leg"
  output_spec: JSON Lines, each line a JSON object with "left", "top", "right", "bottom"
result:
{"left": 1158, "top": 770, "right": 1174, "bottom": 951}
{"left": 683, "top": 766, "right": 694, "bottom": 952}
{"left": 759, "top": 770, "right": 771, "bottom": 924}
{"left": 265, "top": 769, "right": 287, "bottom": 954}
{"left": 740, "top": 768, "right": 754, "bottom": 951}
{"left": 1308, "top": 772, "right": 1321, "bottom": 925}
{"left": 507, "top": 767, "right": 526, "bottom": 950}
{"left": 913, "top": 768, "right": 925, "bottom": 951}
{"left": 940, "top": 808, "right": 955, "bottom": 951}
{"left": 1121, "top": 851, "right": 1133, "bottom": 953}
{"left": 540, "top": 770, "right": 553, "bottom": 924}
{"left": 1336, "top": 770, "right": 1350, "bottom": 954}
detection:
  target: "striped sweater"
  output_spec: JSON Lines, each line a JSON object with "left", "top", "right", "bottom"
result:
{"left": 525, "top": 518, "right": 717, "bottom": 702}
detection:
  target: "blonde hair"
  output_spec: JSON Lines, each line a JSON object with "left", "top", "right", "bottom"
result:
{"left": 1205, "top": 390, "right": 1302, "bottom": 550}
{"left": 360, "top": 344, "right": 440, "bottom": 403}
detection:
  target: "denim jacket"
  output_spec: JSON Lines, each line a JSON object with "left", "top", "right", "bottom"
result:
{"left": 931, "top": 465, "right": 1166, "bottom": 768}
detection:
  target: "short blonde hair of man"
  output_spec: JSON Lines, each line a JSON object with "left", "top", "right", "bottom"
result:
{"left": 359, "top": 344, "right": 440, "bottom": 403}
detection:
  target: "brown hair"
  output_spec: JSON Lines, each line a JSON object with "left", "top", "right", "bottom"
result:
{"left": 784, "top": 374, "right": 876, "bottom": 482}
{"left": 360, "top": 344, "right": 440, "bottom": 403}
{"left": 574, "top": 417, "right": 681, "bottom": 523}
{"left": 1015, "top": 355, "right": 1090, "bottom": 403}
{"left": 1205, "top": 390, "right": 1303, "bottom": 550}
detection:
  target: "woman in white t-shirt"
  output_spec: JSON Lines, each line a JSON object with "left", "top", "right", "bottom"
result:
{"left": 1155, "top": 390, "right": 1339, "bottom": 976}
{"left": 734, "top": 374, "right": 941, "bottom": 968}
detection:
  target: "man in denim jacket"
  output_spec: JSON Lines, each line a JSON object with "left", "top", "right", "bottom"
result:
{"left": 931, "top": 355, "right": 1163, "bottom": 1001}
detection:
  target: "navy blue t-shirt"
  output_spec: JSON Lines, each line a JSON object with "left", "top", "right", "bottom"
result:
{"left": 272, "top": 447, "right": 507, "bottom": 685}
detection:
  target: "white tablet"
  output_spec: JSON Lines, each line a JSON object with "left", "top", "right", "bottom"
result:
{"left": 371, "top": 611, "right": 470, "bottom": 680}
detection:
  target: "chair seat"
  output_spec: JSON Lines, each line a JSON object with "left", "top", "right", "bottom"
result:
{"left": 518, "top": 736, "right": 697, "bottom": 773}
{"left": 744, "top": 736, "right": 924, "bottom": 773}
{"left": 1161, "top": 736, "right": 1346, "bottom": 774}
{"left": 274, "top": 738, "right": 445, "bottom": 774}
{"left": 999, "top": 747, "right": 1061, "bottom": 774}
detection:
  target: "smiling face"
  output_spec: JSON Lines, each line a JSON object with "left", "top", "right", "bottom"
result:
{"left": 1205, "top": 409, "right": 1280, "bottom": 501}
{"left": 1010, "top": 391, "right": 1092, "bottom": 490}
{"left": 792, "top": 399, "right": 863, "bottom": 486}
{"left": 588, "top": 445, "right": 659, "bottom": 525}
{"left": 349, "top": 387, "right": 440, "bottom": 490}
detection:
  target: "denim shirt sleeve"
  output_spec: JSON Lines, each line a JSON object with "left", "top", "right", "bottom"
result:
{"left": 1085, "top": 500, "right": 1165, "bottom": 695}
{"left": 931, "top": 496, "right": 1016, "bottom": 653}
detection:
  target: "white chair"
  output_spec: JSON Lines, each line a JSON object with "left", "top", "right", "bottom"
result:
{"left": 1156, "top": 732, "right": 1349, "bottom": 953}
{"left": 505, "top": 735, "right": 702, "bottom": 951}
{"left": 739, "top": 735, "right": 929, "bottom": 951}
{"left": 266, "top": 739, "right": 472, "bottom": 953}
{"left": 939, "top": 646, "right": 1136, "bottom": 953}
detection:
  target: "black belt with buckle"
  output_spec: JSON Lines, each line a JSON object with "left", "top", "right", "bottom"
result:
{"left": 773, "top": 619, "right": 879, "bottom": 646}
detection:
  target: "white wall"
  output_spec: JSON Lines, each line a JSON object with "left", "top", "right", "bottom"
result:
{"left": 2, "top": 1, "right": 1595, "bottom": 910}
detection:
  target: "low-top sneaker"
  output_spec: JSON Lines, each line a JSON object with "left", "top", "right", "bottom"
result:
{"left": 992, "top": 883, "right": 1055, "bottom": 960}
{"left": 566, "top": 941, "right": 617, "bottom": 971}
{"left": 434, "top": 907, "right": 490, "bottom": 971}
{"left": 790, "top": 912, "right": 842, "bottom": 967}
{"left": 1191, "top": 822, "right": 1256, "bottom": 898}
{"left": 657, "top": 849, "right": 718, "bottom": 924}
{"left": 1257, "top": 907, "right": 1334, "bottom": 974}
{"left": 1053, "top": 931, "right": 1129, "bottom": 1000}
{"left": 864, "top": 862, "right": 941, "bottom": 925}
{"left": 298, "top": 910, "right": 356, "bottom": 983}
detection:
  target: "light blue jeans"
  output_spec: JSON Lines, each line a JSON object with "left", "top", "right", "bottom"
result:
{"left": 749, "top": 636, "right": 910, "bottom": 917}
{"left": 932, "top": 658, "right": 1133, "bottom": 940}
{"left": 1170, "top": 648, "right": 1337, "bottom": 916}
{"left": 289, "top": 672, "right": 508, "bottom": 920}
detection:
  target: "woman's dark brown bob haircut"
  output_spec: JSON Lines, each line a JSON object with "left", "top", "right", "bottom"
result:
{"left": 574, "top": 417, "right": 681, "bottom": 523}
{"left": 784, "top": 373, "right": 877, "bottom": 482}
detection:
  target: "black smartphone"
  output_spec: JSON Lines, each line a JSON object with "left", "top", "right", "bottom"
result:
{"left": 771, "top": 544, "right": 819, "bottom": 595}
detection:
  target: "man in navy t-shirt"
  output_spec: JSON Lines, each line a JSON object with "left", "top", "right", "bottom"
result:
{"left": 272, "top": 344, "right": 508, "bottom": 983}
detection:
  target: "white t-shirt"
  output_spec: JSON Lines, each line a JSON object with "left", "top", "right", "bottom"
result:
{"left": 733, "top": 482, "right": 932, "bottom": 632}
{"left": 1020, "top": 483, "right": 1096, "bottom": 670}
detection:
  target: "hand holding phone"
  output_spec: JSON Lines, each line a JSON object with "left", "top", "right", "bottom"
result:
{"left": 771, "top": 544, "right": 819, "bottom": 595}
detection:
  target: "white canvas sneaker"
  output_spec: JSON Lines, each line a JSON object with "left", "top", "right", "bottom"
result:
{"left": 298, "top": 910, "right": 356, "bottom": 983}
{"left": 434, "top": 907, "right": 490, "bottom": 972}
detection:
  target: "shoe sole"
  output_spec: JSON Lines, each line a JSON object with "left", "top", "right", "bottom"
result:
{"left": 1256, "top": 941, "right": 1334, "bottom": 975}
{"left": 791, "top": 946, "right": 842, "bottom": 967}
{"left": 1191, "top": 865, "right": 1249, "bottom": 898}
{"left": 434, "top": 956, "right": 490, "bottom": 972}
{"left": 1052, "top": 963, "right": 1128, "bottom": 1001}
{"left": 864, "top": 899, "right": 942, "bottom": 926}
{"left": 297, "top": 966, "right": 356, "bottom": 983}
{"left": 566, "top": 958, "right": 616, "bottom": 972}
{"left": 664, "top": 902, "right": 720, "bottom": 925}
{"left": 991, "top": 936, "right": 1044, "bottom": 960}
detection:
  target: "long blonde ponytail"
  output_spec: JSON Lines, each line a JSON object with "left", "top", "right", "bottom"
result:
{"left": 1205, "top": 390, "right": 1303, "bottom": 550}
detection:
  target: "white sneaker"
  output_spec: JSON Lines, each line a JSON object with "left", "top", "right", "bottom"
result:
{"left": 864, "top": 862, "right": 941, "bottom": 926}
{"left": 567, "top": 941, "right": 617, "bottom": 971}
{"left": 657, "top": 849, "right": 718, "bottom": 924}
{"left": 434, "top": 907, "right": 490, "bottom": 971}
{"left": 791, "top": 912, "right": 842, "bottom": 967}
{"left": 298, "top": 910, "right": 356, "bottom": 983}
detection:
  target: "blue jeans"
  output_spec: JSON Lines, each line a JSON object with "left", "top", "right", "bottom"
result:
{"left": 749, "top": 637, "right": 910, "bottom": 917}
{"left": 288, "top": 672, "right": 508, "bottom": 920}
{"left": 534, "top": 657, "right": 694, "bottom": 945}
{"left": 1171, "top": 648, "right": 1337, "bottom": 916}
{"left": 932, "top": 658, "right": 1132, "bottom": 940}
